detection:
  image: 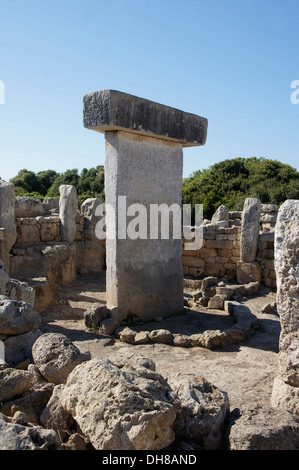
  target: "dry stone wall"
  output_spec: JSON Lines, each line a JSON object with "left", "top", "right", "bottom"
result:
{"left": 1, "top": 185, "right": 278, "bottom": 317}
{"left": 0, "top": 189, "right": 105, "bottom": 313}
{"left": 182, "top": 219, "right": 241, "bottom": 279}
{"left": 183, "top": 201, "right": 277, "bottom": 289}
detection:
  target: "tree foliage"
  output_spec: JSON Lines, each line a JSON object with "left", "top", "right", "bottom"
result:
{"left": 182, "top": 157, "right": 299, "bottom": 220}
{"left": 9, "top": 158, "right": 298, "bottom": 220}
{"left": 10, "top": 166, "right": 105, "bottom": 202}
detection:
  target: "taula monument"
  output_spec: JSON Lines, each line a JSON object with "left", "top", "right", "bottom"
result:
{"left": 83, "top": 90, "right": 208, "bottom": 323}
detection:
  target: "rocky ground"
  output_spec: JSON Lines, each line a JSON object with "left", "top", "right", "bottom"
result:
{"left": 39, "top": 271, "right": 280, "bottom": 413}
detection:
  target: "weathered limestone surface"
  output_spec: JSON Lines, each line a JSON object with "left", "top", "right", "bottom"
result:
{"left": 4, "top": 329, "right": 42, "bottom": 366}
{"left": 40, "top": 384, "right": 74, "bottom": 441}
{"left": 228, "top": 404, "right": 299, "bottom": 450}
{"left": 105, "top": 131, "right": 184, "bottom": 322}
{"left": 32, "top": 333, "right": 84, "bottom": 384}
{"left": 0, "top": 412, "right": 62, "bottom": 450}
{"left": 0, "top": 368, "right": 33, "bottom": 403}
{"left": 0, "top": 180, "right": 16, "bottom": 272}
{"left": 81, "top": 198, "right": 102, "bottom": 232}
{"left": 274, "top": 200, "right": 299, "bottom": 388}
{"left": 0, "top": 297, "right": 41, "bottom": 335}
{"left": 236, "top": 261, "right": 262, "bottom": 284}
{"left": 61, "top": 357, "right": 179, "bottom": 450}
{"left": 59, "top": 185, "right": 78, "bottom": 242}
{"left": 211, "top": 205, "right": 229, "bottom": 227}
{"left": 15, "top": 197, "right": 44, "bottom": 218}
{"left": 271, "top": 375, "right": 299, "bottom": 416}
{"left": 83, "top": 89, "right": 208, "bottom": 147}
{"left": 240, "top": 198, "right": 261, "bottom": 263}
{"left": 168, "top": 373, "right": 229, "bottom": 450}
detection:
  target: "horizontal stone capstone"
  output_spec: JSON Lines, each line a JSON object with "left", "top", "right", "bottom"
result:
{"left": 83, "top": 90, "right": 208, "bottom": 147}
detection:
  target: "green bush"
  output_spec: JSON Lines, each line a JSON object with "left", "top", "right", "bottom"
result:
{"left": 182, "top": 157, "right": 299, "bottom": 220}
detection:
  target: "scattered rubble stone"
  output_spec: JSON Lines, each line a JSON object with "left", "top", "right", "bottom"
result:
{"left": 168, "top": 373, "right": 229, "bottom": 450}
{"left": 32, "top": 333, "right": 85, "bottom": 384}
{"left": 98, "top": 317, "right": 119, "bottom": 336}
{"left": 0, "top": 297, "right": 41, "bottom": 335}
{"left": 0, "top": 412, "right": 62, "bottom": 450}
{"left": 61, "top": 357, "right": 179, "bottom": 450}
{"left": 84, "top": 303, "right": 109, "bottom": 329}
{"left": 0, "top": 368, "right": 33, "bottom": 403}
{"left": 228, "top": 404, "right": 299, "bottom": 450}
{"left": 40, "top": 384, "right": 75, "bottom": 441}
{"left": 148, "top": 329, "right": 173, "bottom": 344}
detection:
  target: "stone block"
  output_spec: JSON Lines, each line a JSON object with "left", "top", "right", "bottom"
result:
{"left": 211, "top": 205, "right": 229, "bottom": 226}
{"left": 198, "top": 247, "right": 217, "bottom": 258}
{"left": 0, "top": 180, "right": 16, "bottom": 272}
{"left": 105, "top": 131, "right": 184, "bottom": 323}
{"left": 208, "top": 295, "right": 226, "bottom": 310}
{"left": 229, "top": 211, "right": 242, "bottom": 219}
{"left": 204, "top": 231, "right": 216, "bottom": 240}
{"left": 259, "top": 232, "right": 275, "bottom": 243}
{"left": 15, "top": 197, "right": 44, "bottom": 218}
{"left": 40, "top": 223, "right": 58, "bottom": 242}
{"left": 240, "top": 198, "right": 261, "bottom": 262}
{"left": 16, "top": 225, "right": 40, "bottom": 245}
{"left": 80, "top": 198, "right": 103, "bottom": 231}
{"left": 237, "top": 261, "right": 262, "bottom": 284}
{"left": 216, "top": 234, "right": 228, "bottom": 240}
{"left": 188, "top": 267, "right": 205, "bottom": 277}
{"left": 260, "top": 213, "right": 277, "bottom": 223}
{"left": 204, "top": 263, "right": 226, "bottom": 277}
{"left": 261, "top": 204, "right": 278, "bottom": 213}
{"left": 59, "top": 185, "right": 78, "bottom": 242}
{"left": 275, "top": 200, "right": 299, "bottom": 387}
{"left": 83, "top": 89, "right": 208, "bottom": 147}
{"left": 205, "top": 239, "right": 233, "bottom": 250}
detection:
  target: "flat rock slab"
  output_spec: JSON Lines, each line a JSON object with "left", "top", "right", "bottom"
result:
{"left": 83, "top": 89, "right": 208, "bottom": 147}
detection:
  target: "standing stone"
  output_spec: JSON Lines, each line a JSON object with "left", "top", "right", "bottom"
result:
{"left": 272, "top": 201, "right": 299, "bottom": 393}
{"left": 105, "top": 131, "right": 184, "bottom": 322}
{"left": 240, "top": 198, "right": 261, "bottom": 263}
{"left": 83, "top": 90, "right": 208, "bottom": 323}
{"left": 0, "top": 180, "right": 16, "bottom": 273}
{"left": 238, "top": 198, "right": 261, "bottom": 284}
{"left": 59, "top": 185, "right": 78, "bottom": 242}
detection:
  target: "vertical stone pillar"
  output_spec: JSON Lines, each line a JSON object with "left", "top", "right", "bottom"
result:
{"left": 0, "top": 180, "right": 17, "bottom": 273}
{"left": 237, "top": 198, "right": 262, "bottom": 283}
{"left": 59, "top": 185, "right": 78, "bottom": 242}
{"left": 271, "top": 200, "right": 299, "bottom": 414}
{"left": 83, "top": 90, "right": 207, "bottom": 323}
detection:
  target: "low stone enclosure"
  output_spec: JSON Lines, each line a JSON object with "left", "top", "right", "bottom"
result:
{"left": 1, "top": 182, "right": 299, "bottom": 449}
{"left": 0, "top": 91, "right": 298, "bottom": 450}
{"left": 0, "top": 184, "right": 276, "bottom": 314}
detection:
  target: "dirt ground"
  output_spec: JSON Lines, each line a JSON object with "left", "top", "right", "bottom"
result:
{"left": 39, "top": 272, "right": 280, "bottom": 413}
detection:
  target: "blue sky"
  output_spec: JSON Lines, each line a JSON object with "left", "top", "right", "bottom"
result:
{"left": 0, "top": 0, "right": 298, "bottom": 182}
